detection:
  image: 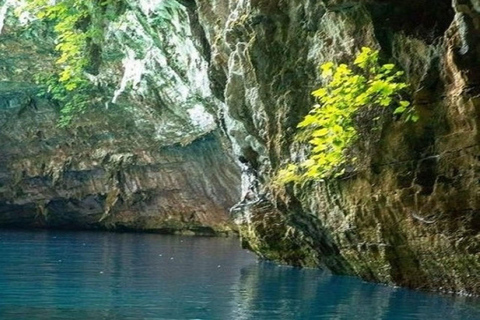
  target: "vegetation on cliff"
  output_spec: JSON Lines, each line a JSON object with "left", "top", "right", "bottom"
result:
{"left": 13, "top": 0, "right": 192, "bottom": 126}
{"left": 13, "top": 0, "right": 121, "bottom": 125}
{"left": 277, "top": 48, "right": 416, "bottom": 184}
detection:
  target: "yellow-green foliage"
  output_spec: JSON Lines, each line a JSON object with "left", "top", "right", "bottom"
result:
{"left": 277, "top": 47, "right": 416, "bottom": 185}
{"left": 16, "top": 0, "right": 121, "bottom": 125}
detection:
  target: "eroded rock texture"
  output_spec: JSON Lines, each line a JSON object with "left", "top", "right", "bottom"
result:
{"left": 0, "top": 1, "right": 241, "bottom": 235}
{"left": 192, "top": 0, "right": 480, "bottom": 294}
{"left": 0, "top": 85, "right": 240, "bottom": 234}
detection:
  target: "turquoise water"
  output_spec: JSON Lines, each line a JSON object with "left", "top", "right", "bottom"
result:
{"left": 0, "top": 230, "right": 479, "bottom": 320}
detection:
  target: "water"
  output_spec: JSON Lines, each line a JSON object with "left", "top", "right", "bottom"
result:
{"left": 0, "top": 230, "right": 479, "bottom": 320}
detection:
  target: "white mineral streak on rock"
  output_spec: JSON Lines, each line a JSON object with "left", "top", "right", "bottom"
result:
{"left": 138, "top": 0, "right": 165, "bottom": 15}
{"left": 187, "top": 105, "right": 215, "bottom": 130}
{"left": 107, "top": 0, "right": 219, "bottom": 143}
{"left": 0, "top": 0, "right": 15, "bottom": 33}
{"left": 112, "top": 48, "right": 146, "bottom": 104}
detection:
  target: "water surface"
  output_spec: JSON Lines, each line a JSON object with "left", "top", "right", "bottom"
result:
{"left": 0, "top": 229, "right": 479, "bottom": 319}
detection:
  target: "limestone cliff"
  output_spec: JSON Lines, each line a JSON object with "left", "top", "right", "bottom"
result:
{"left": 0, "top": 88, "right": 239, "bottom": 234}
{"left": 0, "top": 0, "right": 241, "bottom": 234}
{"left": 190, "top": 0, "right": 480, "bottom": 294}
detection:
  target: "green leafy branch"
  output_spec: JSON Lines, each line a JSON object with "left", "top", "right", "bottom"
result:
{"left": 15, "top": 0, "right": 123, "bottom": 125}
{"left": 276, "top": 47, "right": 417, "bottom": 185}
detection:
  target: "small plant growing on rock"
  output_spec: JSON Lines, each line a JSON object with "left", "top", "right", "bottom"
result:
{"left": 276, "top": 47, "right": 416, "bottom": 184}
{"left": 15, "top": 0, "right": 124, "bottom": 126}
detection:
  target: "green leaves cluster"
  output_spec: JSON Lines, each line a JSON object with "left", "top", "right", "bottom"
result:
{"left": 16, "top": 0, "right": 122, "bottom": 125}
{"left": 276, "top": 47, "right": 416, "bottom": 185}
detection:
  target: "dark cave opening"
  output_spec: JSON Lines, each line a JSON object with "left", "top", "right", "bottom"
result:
{"left": 367, "top": 0, "right": 455, "bottom": 46}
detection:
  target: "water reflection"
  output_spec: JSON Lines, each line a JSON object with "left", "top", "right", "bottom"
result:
{"left": 0, "top": 230, "right": 479, "bottom": 320}
{"left": 231, "top": 262, "right": 480, "bottom": 320}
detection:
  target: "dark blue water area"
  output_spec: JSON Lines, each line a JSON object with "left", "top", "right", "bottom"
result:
{"left": 0, "top": 230, "right": 479, "bottom": 320}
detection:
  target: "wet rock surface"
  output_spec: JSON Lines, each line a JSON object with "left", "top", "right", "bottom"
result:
{"left": 192, "top": 0, "right": 480, "bottom": 294}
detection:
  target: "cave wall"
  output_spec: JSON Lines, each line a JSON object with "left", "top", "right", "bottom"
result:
{"left": 0, "top": 0, "right": 241, "bottom": 234}
{"left": 0, "top": 84, "right": 240, "bottom": 234}
{"left": 192, "top": 0, "right": 480, "bottom": 294}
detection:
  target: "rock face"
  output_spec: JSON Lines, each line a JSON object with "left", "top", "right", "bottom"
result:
{"left": 0, "top": 84, "right": 240, "bottom": 234}
{"left": 1, "top": 0, "right": 479, "bottom": 295}
{"left": 0, "top": 1, "right": 241, "bottom": 234}
{"left": 191, "top": 0, "right": 480, "bottom": 294}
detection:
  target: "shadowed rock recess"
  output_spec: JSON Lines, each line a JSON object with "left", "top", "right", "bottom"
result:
{"left": 1, "top": 0, "right": 479, "bottom": 294}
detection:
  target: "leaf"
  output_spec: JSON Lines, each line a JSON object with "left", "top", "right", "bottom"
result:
{"left": 309, "top": 138, "right": 326, "bottom": 146}
{"left": 59, "top": 70, "right": 71, "bottom": 82}
{"left": 394, "top": 106, "right": 406, "bottom": 114}
{"left": 379, "top": 97, "right": 392, "bottom": 106}
{"left": 320, "top": 62, "right": 334, "bottom": 77}
{"left": 333, "top": 123, "right": 343, "bottom": 134}
{"left": 297, "top": 115, "right": 317, "bottom": 128}
{"left": 369, "top": 80, "right": 387, "bottom": 93}
{"left": 313, "top": 144, "right": 328, "bottom": 153}
{"left": 64, "top": 82, "right": 78, "bottom": 91}
{"left": 312, "top": 88, "right": 327, "bottom": 98}
{"left": 304, "top": 166, "right": 320, "bottom": 178}
{"left": 303, "top": 159, "right": 316, "bottom": 168}
{"left": 312, "top": 128, "right": 329, "bottom": 137}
